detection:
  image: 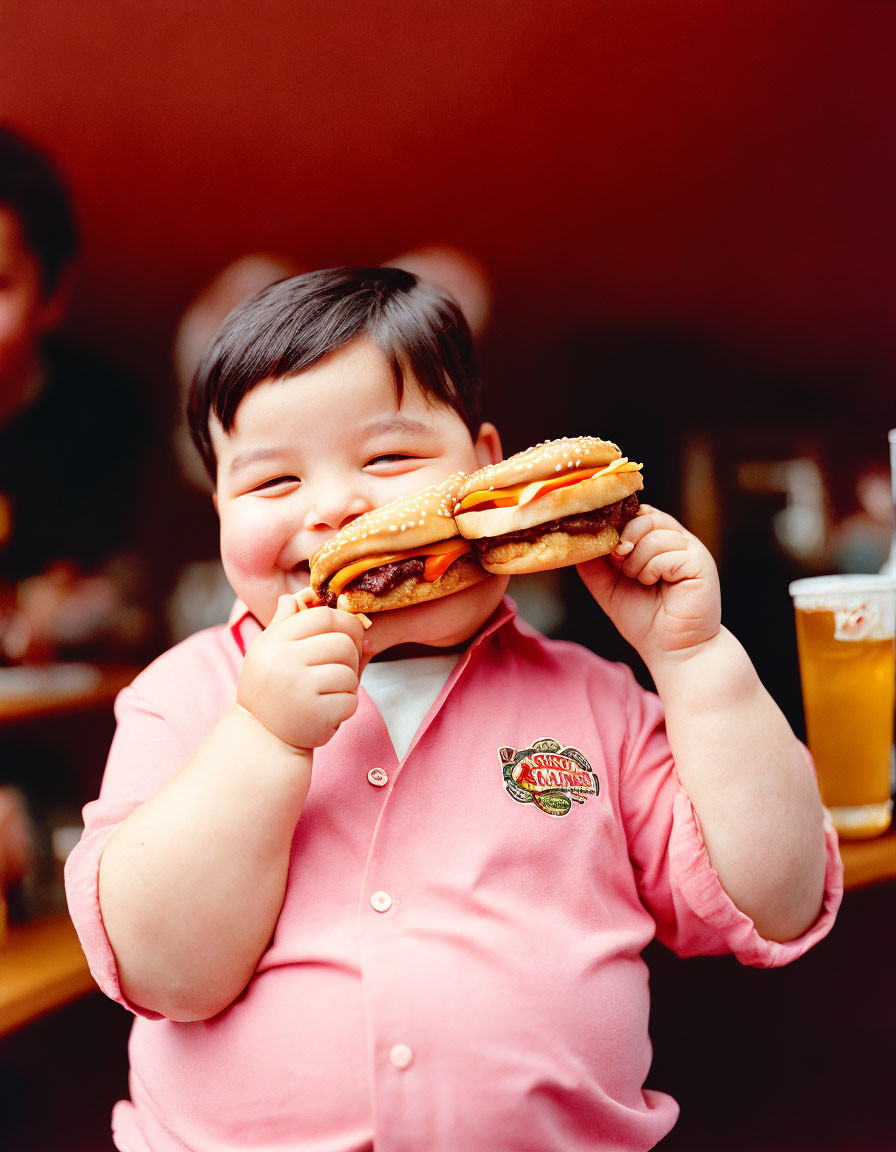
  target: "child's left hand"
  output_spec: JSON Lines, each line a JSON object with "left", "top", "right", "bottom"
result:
{"left": 577, "top": 505, "right": 722, "bottom": 664}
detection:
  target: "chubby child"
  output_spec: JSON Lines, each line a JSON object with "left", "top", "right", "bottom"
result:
{"left": 66, "top": 267, "right": 841, "bottom": 1152}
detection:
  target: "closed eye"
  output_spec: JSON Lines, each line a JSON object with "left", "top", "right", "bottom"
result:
{"left": 253, "top": 475, "right": 300, "bottom": 491}
{"left": 366, "top": 453, "right": 413, "bottom": 466}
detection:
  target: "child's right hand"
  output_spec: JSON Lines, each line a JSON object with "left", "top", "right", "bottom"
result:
{"left": 237, "top": 594, "right": 365, "bottom": 752}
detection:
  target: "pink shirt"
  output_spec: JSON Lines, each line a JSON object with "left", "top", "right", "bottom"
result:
{"left": 66, "top": 599, "right": 842, "bottom": 1152}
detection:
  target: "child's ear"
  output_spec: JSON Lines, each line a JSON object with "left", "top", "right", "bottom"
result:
{"left": 212, "top": 492, "right": 219, "bottom": 515}
{"left": 473, "top": 421, "right": 503, "bottom": 468}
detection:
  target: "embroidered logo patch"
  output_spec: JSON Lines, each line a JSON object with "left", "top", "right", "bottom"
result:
{"left": 499, "top": 738, "right": 599, "bottom": 817}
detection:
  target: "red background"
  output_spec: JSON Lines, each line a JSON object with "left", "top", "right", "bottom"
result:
{"left": 2, "top": 0, "right": 894, "bottom": 586}
{"left": 3, "top": 1, "right": 893, "bottom": 380}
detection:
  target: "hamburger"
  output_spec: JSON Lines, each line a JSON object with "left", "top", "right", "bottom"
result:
{"left": 452, "top": 436, "right": 643, "bottom": 574}
{"left": 310, "top": 475, "right": 491, "bottom": 613}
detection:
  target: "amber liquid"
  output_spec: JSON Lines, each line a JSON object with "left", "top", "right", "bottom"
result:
{"left": 794, "top": 607, "right": 895, "bottom": 836}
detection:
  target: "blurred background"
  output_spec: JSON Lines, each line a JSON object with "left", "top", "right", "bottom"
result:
{"left": 1, "top": 0, "right": 893, "bottom": 689}
{"left": 1, "top": 1, "right": 894, "bottom": 1148}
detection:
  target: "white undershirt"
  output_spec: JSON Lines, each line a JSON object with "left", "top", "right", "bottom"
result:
{"left": 360, "top": 653, "right": 460, "bottom": 760}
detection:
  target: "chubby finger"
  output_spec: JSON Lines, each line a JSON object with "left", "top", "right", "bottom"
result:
{"left": 629, "top": 504, "right": 689, "bottom": 536}
{"left": 310, "top": 662, "right": 361, "bottom": 696}
{"left": 300, "top": 630, "right": 363, "bottom": 674}
{"left": 315, "top": 690, "right": 361, "bottom": 734}
{"left": 576, "top": 553, "right": 623, "bottom": 604}
{"left": 334, "top": 607, "right": 366, "bottom": 655}
{"left": 621, "top": 530, "right": 696, "bottom": 585}
{"left": 610, "top": 511, "right": 663, "bottom": 564}
{"left": 273, "top": 604, "right": 365, "bottom": 652}
{"left": 269, "top": 593, "right": 302, "bottom": 627}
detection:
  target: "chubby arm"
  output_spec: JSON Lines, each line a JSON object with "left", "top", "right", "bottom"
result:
{"left": 579, "top": 507, "right": 826, "bottom": 943}
{"left": 98, "top": 597, "right": 364, "bottom": 1021}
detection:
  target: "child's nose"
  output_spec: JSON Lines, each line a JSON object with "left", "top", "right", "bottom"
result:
{"left": 302, "top": 489, "right": 372, "bottom": 533}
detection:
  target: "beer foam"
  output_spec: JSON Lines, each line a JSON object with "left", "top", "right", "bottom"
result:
{"left": 789, "top": 575, "right": 896, "bottom": 640}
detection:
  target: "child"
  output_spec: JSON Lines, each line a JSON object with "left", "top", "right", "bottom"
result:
{"left": 66, "top": 267, "right": 841, "bottom": 1152}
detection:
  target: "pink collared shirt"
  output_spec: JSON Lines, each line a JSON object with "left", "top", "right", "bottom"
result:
{"left": 66, "top": 599, "right": 842, "bottom": 1152}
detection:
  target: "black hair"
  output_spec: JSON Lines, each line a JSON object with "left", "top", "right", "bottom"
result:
{"left": 188, "top": 266, "right": 483, "bottom": 479}
{"left": 0, "top": 124, "right": 78, "bottom": 294}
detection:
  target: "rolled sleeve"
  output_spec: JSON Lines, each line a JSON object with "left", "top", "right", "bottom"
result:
{"left": 667, "top": 779, "right": 843, "bottom": 966}
{"left": 65, "top": 821, "right": 164, "bottom": 1019}
{"left": 64, "top": 682, "right": 197, "bottom": 1019}
{"left": 619, "top": 666, "right": 842, "bottom": 966}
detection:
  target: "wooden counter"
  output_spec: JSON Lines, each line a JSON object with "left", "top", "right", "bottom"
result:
{"left": 0, "top": 663, "right": 136, "bottom": 725}
{"left": 0, "top": 915, "right": 96, "bottom": 1036}
{"left": 0, "top": 662, "right": 135, "bottom": 1035}
{"left": 838, "top": 828, "right": 896, "bottom": 891}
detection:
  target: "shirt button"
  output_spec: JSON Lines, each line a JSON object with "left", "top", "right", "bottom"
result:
{"left": 389, "top": 1043, "right": 414, "bottom": 1070}
{"left": 370, "top": 890, "right": 393, "bottom": 913}
{"left": 367, "top": 767, "right": 389, "bottom": 787}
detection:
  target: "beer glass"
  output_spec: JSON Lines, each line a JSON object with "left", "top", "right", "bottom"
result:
{"left": 789, "top": 574, "right": 896, "bottom": 838}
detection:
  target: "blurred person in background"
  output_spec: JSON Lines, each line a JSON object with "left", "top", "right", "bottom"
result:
{"left": 0, "top": 124, "right": 150, "bottom": 917}
{"left": 0, "top": 123, "right": 149, "bottom": 666}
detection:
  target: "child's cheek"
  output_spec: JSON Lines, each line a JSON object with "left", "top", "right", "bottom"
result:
{"left": 219, "top": 505, "right": 286, "bottom": 583}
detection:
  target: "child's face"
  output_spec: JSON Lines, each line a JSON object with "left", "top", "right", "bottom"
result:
{"left": 211, "top": 337, "right": 507, "bottom": 653}
{"left": 0, "top": 208, "right": 61, "bottom": 401}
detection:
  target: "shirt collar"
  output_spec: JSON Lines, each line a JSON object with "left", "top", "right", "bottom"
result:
{"left": 228, "top": 600, "right": 262, "bottom": 656}
{"left": 227, "top": 596, "right": 519, "bottom": 659}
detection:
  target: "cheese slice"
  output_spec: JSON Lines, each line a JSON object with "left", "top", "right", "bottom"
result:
{"left": 423, "top": 540, "right": 470, "bottom": 582}
{"left": 456, "top": 458, "right": 642, "bottom": 514}
{"left": 327, "top": 536, "right": 470, "bottom": 598}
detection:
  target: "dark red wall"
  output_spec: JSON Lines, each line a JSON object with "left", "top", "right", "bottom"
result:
{"left": 2, "top": 0, "right": 893, "bottom": 609}
{"left": 3, "top": 1, "right": 893, "bottom": 376}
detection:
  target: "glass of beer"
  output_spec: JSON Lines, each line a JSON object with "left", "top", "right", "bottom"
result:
{"left": 789, "top": 574, "right": 896, "bottom": 839}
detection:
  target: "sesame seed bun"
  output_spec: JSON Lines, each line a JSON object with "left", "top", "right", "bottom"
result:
{"left": 309, "top": 474, "right": 490, "bottom": 612}
{"left": 453, "top": 436, "right": 643, "bottom": 574}
{"left": 462, "top": 436, "right": 622, "bottom": 491}
{"left": 476, "top": 526, "right": 624, "bottom": 575}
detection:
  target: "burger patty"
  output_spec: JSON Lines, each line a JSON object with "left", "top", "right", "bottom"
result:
{"left": 323, "top": 551, "right": 476, "bottom": 605}
{"left": 351, "top": 556, "right": 425, "bottom": 595}
{"left": 475, "top": 494, "right": 640, "bottom": 549}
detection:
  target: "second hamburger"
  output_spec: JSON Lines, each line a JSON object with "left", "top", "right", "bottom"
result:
{"left": 452, "top": 436, "right": 643, "bottom": 574}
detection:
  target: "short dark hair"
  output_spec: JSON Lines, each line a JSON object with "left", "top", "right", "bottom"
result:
{"left": 188, "top": 266, "right": 483, "bottom": 479}
{"left": 0, "top": 124, "right": 78, "bottom": 294}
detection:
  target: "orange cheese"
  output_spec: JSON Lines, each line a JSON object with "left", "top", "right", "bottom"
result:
{"left": 327, "top": 536, "right": 470, "bottom": 598}
{"left": 455, "top": 458, "right": 642, "bottom": 514}
{"left": 423, "top": 539, "right": 470, "bottom": 581}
